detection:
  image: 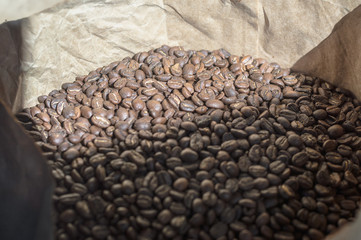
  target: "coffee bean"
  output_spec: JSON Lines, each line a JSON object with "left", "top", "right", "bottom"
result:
{"left": 288, "top": 134, "right": 302, "bottom": 146}
{"left": 59, "top": 209, "right": 76, "bottom": 223}
{"left": 328, "top": 124, "right": 344, "bottom": 138}
{"left": 279, "top": 184, "right": 295, "bottom": 199}
{"left": 91, "top": 225, "right": 110, "bottom": 239}
{"left": 206, "top": 99, "right": 224, "bottom": 109}
{"left": 181, "top": 121, "right": 197, "bottom": 131}
{"left": 269, "top": 160, "right": 286, "bottom": 174}
{"left": 63, "top": 148, "right": 80, "bottom": 160}
{"left": 209, "top": 222, "right": 228, "bottom": 238}
{"left": 283, "top": 75, "right": 298, "bottom": 86}
{"left": 20, "top": 46, "right": 361, "bottom": 240}
{"left": 94, "top": 137, "right": 112, "bottom": 148}
{"left": 274, "top": 231, "right": 295, "bottom": 240}
{"left": 254, "top": 178, "right": 270, "bottom": 190}
{"left": 91, "top": 115, "right": 110, "bottom": 128}
{"left": 249, "top": 165, "right": 267, "bottom": 178}
{"left": 180, "top": 148, "right": 199, "bottom": 162}
{"left": 180, "top": 100, "right": 196, "bottom": 112}
{"left": 198, "top": 156, "right": 215, "bottom": 171}
{"left": 275, "top": 136, "right": 289, "bottom": 150}
{"left": 49, "top": 133, "right": 64, "bottom": 146}
{"left": 173, "top": 178, "right": 189, "bottom": 192}
{"left": 340, "top": 199, "right": 356, "bottom": 210}
{"left": 58, "top": 193, "right": 81, "bottom": 205}
{"left": 325, "top": 152, "right": 343, "bottom": 164}
{"left": 75, "top": 201, "right": 92, "bottom": 219}
{"left": 279, "top": 109, "right": 297, "bottom": 121}
{"left": 221, "top": 140, "right": 238, "bottom": 152}
{"left": 291, "top": 151, "right": 309, "bottom": 166}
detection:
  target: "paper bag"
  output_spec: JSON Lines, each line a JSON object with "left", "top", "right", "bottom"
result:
{"left": 0, "top": 1, "right": 361, "bottom": 240}
{"left": 0, "top": 100, "right": 53, "bottom": 240}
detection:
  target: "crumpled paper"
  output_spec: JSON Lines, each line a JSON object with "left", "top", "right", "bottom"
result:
{"left": 0, "top": 0, "right": 359, "bottom": 112}
{"left": 292, "top": 4, "right": 361, "bottom": 101}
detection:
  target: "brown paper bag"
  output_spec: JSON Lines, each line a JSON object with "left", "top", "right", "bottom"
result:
{"left": 0, "top": 100, "right": 53, "bottom": 240}
{"left": 293, "top": 5, "right": 361, "bottom": 101}
{"left": 0, "top": 1, "right": 361, "bottom": 240}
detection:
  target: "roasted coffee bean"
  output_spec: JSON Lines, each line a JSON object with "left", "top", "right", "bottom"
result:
{"left": 180, "top": 148, "right": 199, "bottom": 162}
{"left": 328, "top": 124, "right": 344, "bottom": 138}
{"left": 173, "top": 178, "right": 189, "bottom": 192}
{"left": 291, "top": 151, "right": 309, "bottom": 166}
{"left": 249, "top": 165, "right": 267, "bottom": 177}
{"left": 206, "top": 99, "right": 224, "bottom": 109}
{"left": 269, "top": 160, "right": 286, "bottom": 174}
{"left": 92, "top": 225, "right": 110, "bottom": 239}
{"left": 91, "top": 115, "right": 110, "bottom": 128}
{"left": 58, "top": 193, "right": 81, "bottom": 205}
{"left": 19, "top": 46, "right": 361, "bottom": 240}
{"left": 209, "top": 222, "right": 228, "bottom": 238}
{"left": 180, "top": 121, "right": 197, "bottom": 132}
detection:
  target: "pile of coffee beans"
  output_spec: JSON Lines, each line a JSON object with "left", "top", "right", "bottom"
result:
{"left": 16, "top": 45, "right": 361, "bottom": 240}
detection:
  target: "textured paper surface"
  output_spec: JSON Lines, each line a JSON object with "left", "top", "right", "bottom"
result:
{"left": 0, "top": 0, "right": 360, "bottom": 112}
{"left": 293, "top": 5, "right": 361, "bottom": 101}
{"left": 0, "top": 0, "right": 64, "bottom": 23}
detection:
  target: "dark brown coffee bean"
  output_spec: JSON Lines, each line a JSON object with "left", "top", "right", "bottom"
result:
{"left": 190, "top": 133, "right": 204, "bottom": 152}
{"left": 325, "top": 152, "right": 342, "bottom": 164}
{"left": 173, "top": 178, "right": 189, "bottom": 192}
{"left": 221, "top": 140, "right": 238, "bottom": 152}
{"left": 274, "top": 231, "right": 295, "bottom": 240}
{"left": 287, "top": 134, "right": 302, "bottom": 146}
{"left": 181, "top": 121, "right": 197, "bottom": 131}
{"left": 94, "top": 137, "right": 112, "bottom": 148}
{"left": 254, "top": 178, "right": 270, "bottom": 190}
{"left": 59, "top": 209, "right": 76, "bottom": 223}
{"left": 291, "top": 151, "right": 309, "bottom": 166}
{"left": 58, "top": 193, "right": 81, "bottom": 205}
{"left": 308, "top": 228, "right": 324, "bottom": 240}
{"left": 92, "top": 225, "right": 110, "bottom": 239}
{"left": 180, "top": 148, "right": 198, "bottom": 162}
{"left": 249, "top": 165, "right": 267, "bottom": 178}
{"left": 157, "top": 209, "right": 172, "bottom": 224}
{"left": 275, "top": 136, "right": 289, "bottom": 150}
{"left": 297, "top": 174, "right": 313, "bottom": 189}
{"left": 327, "top": 124, "right": 344, "bottom": 138}
{"left": 63, "top": 148, "right": 80, "bottom": 160}
{"left": 340, "top": 199, "right": 356, "bottom": 210}
{"left": 279, "top": 184, "right": 295, "bottom": 199}
{"left": 279, "top": 109, "right": 297, "bottom": 121}
{"left": 49, "top": 133, "right": 64, "bottom": 146}
{"left": 195, "top": 115, "right": 212, "bottom": 127}
{"left": 134, "top": 117, "right": 151, "bottom": 131}
{"left": 75, "top": 201, "right": 92, "bottom": 219}
{"left": 248, "top": 144, "right": 262, "bottom": 162}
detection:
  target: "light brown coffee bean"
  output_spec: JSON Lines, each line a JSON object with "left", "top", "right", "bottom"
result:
{"left": 91, "top": 115, "right": 111, "bottom": 128}
{"left": 206, "top": 99, "right": 224, "bottom": 109}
